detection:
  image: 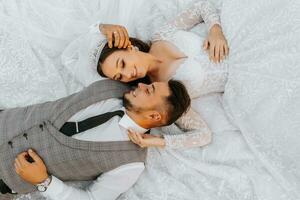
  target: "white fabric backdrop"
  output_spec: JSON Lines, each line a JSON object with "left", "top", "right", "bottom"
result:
{"left": 0, "top": 0, "right": 298, "bottom": 199}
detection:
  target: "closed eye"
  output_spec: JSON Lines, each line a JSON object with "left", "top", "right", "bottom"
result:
{"left": 152, "top": 84, "right": 155, "bottom": 93}
{"left": 146, "top": 88, "right": 151, "bottom": 95}
{"left": 121, "top": 59, "right": 125, "bottom": 69}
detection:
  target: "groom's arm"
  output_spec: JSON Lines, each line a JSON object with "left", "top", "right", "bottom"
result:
{"left": 15, "top": 149, "right": 145, "bottom": 200}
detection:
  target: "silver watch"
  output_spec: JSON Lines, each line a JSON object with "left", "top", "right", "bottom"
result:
{"left": 36, "top": 176, "right": 52, "bottom": 192}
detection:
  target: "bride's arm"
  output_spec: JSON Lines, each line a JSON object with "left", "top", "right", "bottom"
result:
{"left": 128, "top": 108, "right": 212, "bottom": 149}
{"left": 151, "top": 1, "right": 221, "bottom": 41}
{"left": 163, "top": 108, "right": 212, "bottom": 149}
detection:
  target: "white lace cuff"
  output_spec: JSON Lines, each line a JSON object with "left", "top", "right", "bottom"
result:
{"left": 162, "top": 108, "right": 212, "bottom": 149}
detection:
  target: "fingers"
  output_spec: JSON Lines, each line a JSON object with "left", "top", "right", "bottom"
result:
{"left": 129, "top": 132, "right": 140, "bottom": 144}
{"left": 209, "top": 44, "right": 215, "bottom": 62}
{"left": 128, "top": 130, "right": 144, "bottom": 147}
{"left": 103, "top": 25, "right": 130, "bottom": 49}
{"left": 113, "top": 31, "right": 120, "bottom": 48}
{"left": 16, "top": 152, "right": 29, "bottom": 167}
{"left": 15, "top": 158, "right": 22, "bottom": 169}
{"left": 135, "top": 132, "right": 144, "bottom": 142}
{"left": 215, "top": 44, "right": 220, "bottom": 63}
{"left": 122, "top": 28, "right": 130, "bottom": 48}
{"left": 117, "top": 29, "right": 125, "bottom": 48}
{"left": 203, "top": 39, "right": 209, "bottom": 50}
{"left": 219, "top": 42, "right": 229, "bottom": 62}
{"left": 28, "top": 149, "right": 43, "bottom": 164}
{"left": 220, "top": 44, "right": 225, "bottom": 61}
{"left": 210, "top": 42, "right": 229, "bottom": 63}
{"left": 128, "top": 130, "right": 137, "bottom": 143}
{"left": 116, "top": 27, "right": 130, "bottom": 48}
{"left": 107, "top": 32, "right": 113, "bottom": 48}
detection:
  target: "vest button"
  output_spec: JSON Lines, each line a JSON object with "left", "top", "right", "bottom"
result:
{"left": 8, "top": 141, "right": 13, "bottom": 148}
{"left": 39, "top": 124, "right": 44, "bottom": 131}
{"left": 23, "top": 133, "right": 28, "bottom": 140}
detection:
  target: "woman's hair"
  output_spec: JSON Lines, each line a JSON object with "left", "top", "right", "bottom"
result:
{"left": 97, "top": 37, "right": 151, "bottom": 85}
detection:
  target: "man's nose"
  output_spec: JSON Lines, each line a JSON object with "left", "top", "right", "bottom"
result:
{"left": 138, "top": 83, "right": 147, "bottom": 89}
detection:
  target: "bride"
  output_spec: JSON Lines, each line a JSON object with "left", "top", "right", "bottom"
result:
{"left": 63, "top": 0, "right": 228, "bottom": 149}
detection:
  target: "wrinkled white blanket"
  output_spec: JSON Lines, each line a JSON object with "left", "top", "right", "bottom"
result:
{"left": 0, "top": 0, "right": 299, "bottom": 200}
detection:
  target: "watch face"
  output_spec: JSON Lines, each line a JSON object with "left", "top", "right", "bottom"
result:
{"left": 37, "top": 185, "right": 47, "bottom": 192}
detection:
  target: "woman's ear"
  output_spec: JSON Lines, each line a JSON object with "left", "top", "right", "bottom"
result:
{"left": 127, "top": 45, "right": 139, "bottom": 52}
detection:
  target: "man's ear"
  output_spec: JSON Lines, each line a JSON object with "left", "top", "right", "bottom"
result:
{"left": 148, "top": 111, "right": 162, "bottom": 122}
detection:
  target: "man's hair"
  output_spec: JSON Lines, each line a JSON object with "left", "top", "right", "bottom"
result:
{"left": 164, "top": 80, "right": 191, "bottom": 125}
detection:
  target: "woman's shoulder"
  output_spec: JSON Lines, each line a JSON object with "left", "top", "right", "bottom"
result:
{"left": 150, "top": 40, "right": 186, "bottom": 60}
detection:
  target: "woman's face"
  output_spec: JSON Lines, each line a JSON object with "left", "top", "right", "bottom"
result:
{"left": 100, "top": 48, "right": 149, "bottom": 83}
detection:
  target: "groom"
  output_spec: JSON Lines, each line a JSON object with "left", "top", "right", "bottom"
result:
{"left": 0, "top": 79, "right": 190, "bottom": 199}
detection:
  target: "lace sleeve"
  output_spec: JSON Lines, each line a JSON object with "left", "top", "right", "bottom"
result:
{"left": 163, "top": 108, "right": 212, "bottom": 149}
{"left": 151, "top": 1, "right": 221, "bottom": 42}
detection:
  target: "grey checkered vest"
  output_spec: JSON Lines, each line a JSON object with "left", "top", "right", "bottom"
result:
{"left": 0, "top": 80, "right": 147, "bottom": 194}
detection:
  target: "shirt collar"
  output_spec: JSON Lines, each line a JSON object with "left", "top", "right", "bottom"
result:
{"left": 119, "top": 111, "right": 148, "bottom": 133}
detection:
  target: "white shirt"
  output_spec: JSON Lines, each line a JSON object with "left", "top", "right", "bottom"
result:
{"left": 42, "top": 98, "right": 148, "bottom": 200}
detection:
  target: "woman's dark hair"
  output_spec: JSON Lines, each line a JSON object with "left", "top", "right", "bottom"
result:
{"left": 164, "top": 80, "right": 191, "bottom": 126}
{"left": 97, "top": 37, "right": 151, "bottom": 85}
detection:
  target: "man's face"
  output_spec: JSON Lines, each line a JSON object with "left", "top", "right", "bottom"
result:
{"left": 124, "top": 82, "right": 170, "bottom": 113}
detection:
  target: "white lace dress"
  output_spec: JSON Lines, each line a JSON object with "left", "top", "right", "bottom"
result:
{"left": 151, "top": 0, "right": 228, "bottom": 149}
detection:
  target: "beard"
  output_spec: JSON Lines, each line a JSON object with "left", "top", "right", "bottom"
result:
{"left": 122, "top": 93, "right": 134, "bottom": 111}
{"left": 122, "top": 92, "right": 144, "bottom": 114}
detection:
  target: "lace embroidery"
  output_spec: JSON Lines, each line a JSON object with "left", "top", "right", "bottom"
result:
{"left": 151, "top": 1, "right": 220, "bottom": 42}
{"left": 163, "top": 108, "right": 212, "bottom": 149}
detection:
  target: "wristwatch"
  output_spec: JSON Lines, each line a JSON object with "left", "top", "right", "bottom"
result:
{"left": 36, "top": 175, "right": 52, "bottom": 192}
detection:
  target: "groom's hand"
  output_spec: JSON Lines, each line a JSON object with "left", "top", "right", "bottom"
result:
{"left": 99, "top": 24, "right": 131, "bottom": 49}
{"left": 14, "top": 149, "right": 49, "bottom": 185}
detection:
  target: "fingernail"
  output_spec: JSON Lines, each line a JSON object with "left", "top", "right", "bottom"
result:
{"left": 29, "top": 149, "right": 32, "bottom": 153}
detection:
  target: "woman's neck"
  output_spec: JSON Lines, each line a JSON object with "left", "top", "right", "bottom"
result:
{"left": 147, "top": 55, "right": 162, "bottom": 81}
{"left": 147, "top": 42, "right": 187, "bottom": 82}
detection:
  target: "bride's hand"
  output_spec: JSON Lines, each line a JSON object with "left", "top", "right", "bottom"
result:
{"left": 128, "top": 129, "right": 165, "bottom": 148}
{"left": 203, "top": 24, "right": 229, "bottom": 63}
{"left": 99, "top": 24, "right": 131, "bottom": 49}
